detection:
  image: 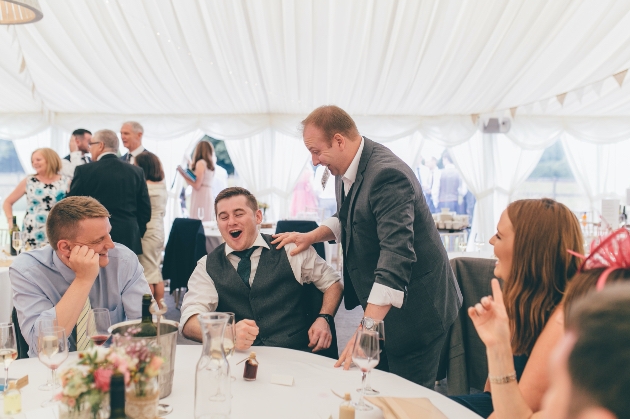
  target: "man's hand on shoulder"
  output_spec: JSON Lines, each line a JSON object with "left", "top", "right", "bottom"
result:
{"left": 235, "top": 319, "right": 259, "bottom": 351}
{"left": 271, "top": 231, "right": 314, "bottom": 256}
{"left": 308, "top": 317, "right": 332, "bottom": 352}
{"left": 61, "top": 245, "right": 100, "bottom": 284}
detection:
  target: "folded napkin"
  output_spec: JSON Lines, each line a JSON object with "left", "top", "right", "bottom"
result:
{"left": 366, "top": 397, "right": 448, "bottom": 419}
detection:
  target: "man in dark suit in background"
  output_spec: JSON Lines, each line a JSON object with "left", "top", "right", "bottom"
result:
{"left": 120, "top": 121, "right": 148, "bottom": 164}
{"left": 67, "top": 129, "right": 151, "bottom": 255}
{"left": 274, "top": 105, "right": 462, "bottom": 387}
{"left": 61, "top": 129, "right": 92, "bottom": 179}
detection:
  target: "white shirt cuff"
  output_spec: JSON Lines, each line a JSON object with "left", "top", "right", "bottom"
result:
{"left": 367, "top": 283, "right": 405, "bottom": 308}
{"left": 320, "top": 216, "right": 342, "bottom": 243}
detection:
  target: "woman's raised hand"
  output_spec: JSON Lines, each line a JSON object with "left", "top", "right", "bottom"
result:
{"left": 468, "top": 278, "right": 511, "bottom": 349}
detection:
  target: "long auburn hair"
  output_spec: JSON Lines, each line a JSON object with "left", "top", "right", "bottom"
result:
{"left": 190, "top": 141, "right": 215, "bottom": 172}
{"left": 504, "top": 198, "right": 583, "bottom": 355}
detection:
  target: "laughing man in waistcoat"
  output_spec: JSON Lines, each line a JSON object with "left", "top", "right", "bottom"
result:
{"left": 180, "top": 187, "right": 343, "bottom": 353}
{"left": 273, "top": 105, "right": 462, "bottom": 387}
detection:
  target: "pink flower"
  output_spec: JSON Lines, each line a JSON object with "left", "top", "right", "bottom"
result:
{"left": 94, "top": 368, "right": 114, "bottom": 392}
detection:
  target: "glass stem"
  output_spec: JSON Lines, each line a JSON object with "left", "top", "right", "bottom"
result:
{"left": 51, "top": 368, "right": 57, "bottom": 387}
{"left": 4, "top": 366, "right": 8, "bottom": 392}
{"left": 359, "top": 371, "right": 367, "bottom": 406}
{"left": 365, "top": 370, "right": 372, "bottom": 391}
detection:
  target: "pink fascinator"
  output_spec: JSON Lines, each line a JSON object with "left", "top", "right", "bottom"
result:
{"left": 568, "top": 227, "right": 630, "bottom": 291}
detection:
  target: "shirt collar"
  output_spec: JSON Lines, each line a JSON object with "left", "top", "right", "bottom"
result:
{"left": 342, "top": 137, "right": 365, "bottom": 185}
{"left": 225, "top": 232, "right": 270, "bottom": 256}
{"left": 130, "top": 145, "right": 145, "bottom": 157}
{"left": 97, "top": 151, "right": 117, "bottom": 161}
{"left": 52, "top": 250, "right": 78, "bottom": 284}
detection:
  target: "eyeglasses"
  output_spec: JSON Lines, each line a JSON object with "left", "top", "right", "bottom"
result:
{"left": 88, "top": 141, "right": 101, "bottom": 147}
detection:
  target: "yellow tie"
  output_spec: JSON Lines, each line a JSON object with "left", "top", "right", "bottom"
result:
{"left": 76, "top": 298, "right": 92, "bottom": 351}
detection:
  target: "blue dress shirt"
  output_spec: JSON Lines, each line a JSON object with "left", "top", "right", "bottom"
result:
{"left": 9, "top": 244, "right": 151, "bottom": 357}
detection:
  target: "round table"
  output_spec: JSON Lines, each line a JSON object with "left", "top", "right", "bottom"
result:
{"left": 0, "top": 266, "right": 12, "bottom": 324}
{"left": 4, "top": 346, "right": 481, "bottom": 419}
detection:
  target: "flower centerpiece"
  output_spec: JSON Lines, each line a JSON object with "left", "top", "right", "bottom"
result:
{"left": 56, "top": 331, "right": 163, "bottom": 419}
{"left": 258, "top": 201, "right": 269, "bottom": 222}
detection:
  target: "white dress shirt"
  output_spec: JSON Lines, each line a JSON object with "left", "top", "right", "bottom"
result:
{"left": 320, "top": 137, "right": 405, "bottom": 309}
{"left": 179, "top": 233, "right": 341, "bottom": 332}
{"left": 128, "top": 145, "right": 145, "bottom": 164}
{"left": 60, "top": 151, "right": 90, "bottom": 179}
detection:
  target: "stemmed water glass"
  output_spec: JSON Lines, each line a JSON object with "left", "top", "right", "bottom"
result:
{"left": 38, "top": 326, "right": 68, "bottom": 406}
{"left": 357, "top": 319, "right": 385, "bottom": 396}
{"left": 457, "top": 236, "right": 468, "bottom": 252}
{"left": 0, "top": 323, "right": 17, "bottom": 400}
{"left": 198, "top": 207, "right": 205, "bottom": 221}
{"left": 352, "top": 329, "right": 380, "bottom": 411}
{"left": 474, "top": 233, "right": 485, "bottom": 252}
{"left": 36, "top": 317, "right": 59, "bottom": 389}
{"left": 88, "top": 308, "right": 111, "bottom": 347}
{"left": 12, "top": 231, "right": 23, "bottom": 255}
{"left": 223, "top": 312, "right": 236, "bottom": 381}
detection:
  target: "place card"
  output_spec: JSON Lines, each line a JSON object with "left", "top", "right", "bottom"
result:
{"left": 271, "top": 374, "right": 294, "bottom": 386}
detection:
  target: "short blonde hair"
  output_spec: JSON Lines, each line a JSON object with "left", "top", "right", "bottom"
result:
{"left": 32, "top": 148, "right": 62, "bottom": 178}
{"left": 46, "top": 196, "right": 110, "bottom": 250}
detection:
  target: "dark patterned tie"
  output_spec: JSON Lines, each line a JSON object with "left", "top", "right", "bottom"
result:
{"left": 126, "top": 153, "right": 132, "bottom": 163}
{"left": 231, "top": 247, "right": 259, "bottom": 288}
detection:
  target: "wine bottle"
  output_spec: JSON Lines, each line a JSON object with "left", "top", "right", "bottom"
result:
{"left": 10, "top": 216, "right": 20, "bottom": 256}
{"left": 109, "top": 372, "right": 129, "bottom": 418}
{"left": 134, "top": 294, "right": 157, "bottom": 337}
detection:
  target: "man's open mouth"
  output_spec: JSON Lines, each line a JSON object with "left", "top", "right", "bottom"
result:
{"left": 229, "top": 230, "right": 242, "bottom": 239}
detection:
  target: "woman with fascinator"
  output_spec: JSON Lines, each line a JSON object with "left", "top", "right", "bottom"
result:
{"left": 465, "top": 226, "right": 630, "bottom": 419}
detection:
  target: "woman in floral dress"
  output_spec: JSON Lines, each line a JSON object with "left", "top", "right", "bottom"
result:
{"left": 2, "top": 148, "right": 69, "bottom": 249}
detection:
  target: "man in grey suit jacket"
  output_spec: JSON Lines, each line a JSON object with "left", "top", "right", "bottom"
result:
{"left": 274, "top": 106, "right": 462, "bottom": 387}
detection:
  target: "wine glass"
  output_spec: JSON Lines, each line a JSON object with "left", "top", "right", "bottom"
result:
{"left": 0, "top": 323, "right": 17, "bottom": 399}
{"left": 11, "top": 231, "right": 23, "bottom": 255}
{"left": 357, "top": 319, "right": 384, "bottom": 396}
{"left": 474, "top": 233, "right": 485, "bottom": 253}
{"left": 38, "top": 326, "right": 68, "bottom": 404}
{"left": 352, "top": 329, "right": 380, "bottom": 411}
{"left": 223, "top": 312, "right": 236, "bottom": 381}
{"left": 198, "top": 207, "right": 205, "bottom": 221}
{"left": 457, "top": 236, "right": 468, "bottom": 252}
{"left": 88, "top": 308, "right": 111, "bottom": 347}
{"left": 36, "top": 317, "right": 59, "bottom": 389}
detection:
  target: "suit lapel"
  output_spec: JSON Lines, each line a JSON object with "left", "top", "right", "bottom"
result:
{"left": 344, "top": 138, "right": 375, "bottom": 251}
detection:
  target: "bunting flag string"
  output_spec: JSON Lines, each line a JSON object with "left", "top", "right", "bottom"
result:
{"left": 473, "top": 67, "right": 629, "bottom": 122}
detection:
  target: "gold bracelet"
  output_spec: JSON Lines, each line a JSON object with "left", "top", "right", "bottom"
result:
{"left": 488, "top": 371, "right": 517, "bottom": 384}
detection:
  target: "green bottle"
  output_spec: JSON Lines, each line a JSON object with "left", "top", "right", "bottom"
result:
{"left": 10, "top": 216, "right": 20, "bottom": 256}
{"left": 109, "top": 372, "right": 130, "bottom": 418}
{"left": 134, "top": 294, "right": 157, "bottom": 337}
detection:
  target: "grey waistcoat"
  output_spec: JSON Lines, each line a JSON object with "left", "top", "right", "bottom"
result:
{"left": 206, "top": 234, "right": 310, "bottom": 351}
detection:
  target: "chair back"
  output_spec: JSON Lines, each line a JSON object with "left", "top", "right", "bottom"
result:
{"left": 437, "top": 257, "right": 497, "bottom": 394}
{"left": 162, "top": 218, "right": 207, "bottom": 291}
{"left": 275, "top": 220, "right": 325, "bottom": 260}
{"left": 11, "top": 308, "right": 29, "bottom": 360}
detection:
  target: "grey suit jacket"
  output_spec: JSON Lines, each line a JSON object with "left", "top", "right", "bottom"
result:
{"left": 336, "top": 137, "right": 462, "bottom": 353}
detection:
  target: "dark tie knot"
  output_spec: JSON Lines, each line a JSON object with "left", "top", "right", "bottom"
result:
{"left": 232, "top": 246, "right": 258, "bottom": 261}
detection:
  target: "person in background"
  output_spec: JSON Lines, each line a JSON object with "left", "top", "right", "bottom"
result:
{"left": 135, "top": 152, "right": 168, "bottom": 307}
{"left": 10, "top": 196, "right": 151, "bottom": 357}
{"left": 3, "top": 148, "right": 69, "bottom": 249}
{"left": 290, "top": 166, "right": 318, "bottom": 217}
{"left": 67, "top": 129, "right": 151, "bottom": 255}
{"left": 416, "top": 156, "right": 440, "bottom": 213}
{"left": 177, "top": 140, "right": 215, "bottom": 221}
{"left": 120, "top": 121, "right": 148, "bottom": 164}
{"left": 437, "top": 154, "right": 461, "bottom": 213}
{"left": 212, "top": 163, "right": 229, "bottom": 202}
{"left": 468, "top": 227, "right": 630, "bottom": 419}
{"left": 450, "top": 198, "right": 584, "bottom": 418}
{"left": 60, "top": 129, "right": 92, "bottom": 179}
{"left": 180, "top": 187, "right": 343, "bottom": 353}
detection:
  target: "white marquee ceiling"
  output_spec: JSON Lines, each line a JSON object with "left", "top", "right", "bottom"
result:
{"left": 1, "top": 0, "right": 630, "bottom": 121}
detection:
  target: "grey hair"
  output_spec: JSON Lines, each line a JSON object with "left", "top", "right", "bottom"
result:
{"left": 93, "top": 129, "right": 120, "bottom": 152}
{"left": 122, "top": 121, "right": 144, "bottom": 134}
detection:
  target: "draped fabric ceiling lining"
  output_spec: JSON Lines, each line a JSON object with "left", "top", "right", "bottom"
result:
{"left": 2, "top": 0, "right": 630, "bottom": 239}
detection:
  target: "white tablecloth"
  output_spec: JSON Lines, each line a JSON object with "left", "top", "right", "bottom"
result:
{"left": 0, "top": 266, "right": 12, "bottom": 324}
{"left": 5, "top": 346, "right": 481, "bottom": 419}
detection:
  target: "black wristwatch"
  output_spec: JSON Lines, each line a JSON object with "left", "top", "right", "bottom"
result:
{"left": 317, "top": 314, "right": 334, "bottom": 327}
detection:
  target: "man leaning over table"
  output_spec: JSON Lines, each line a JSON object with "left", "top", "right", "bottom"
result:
{"left": 9, "top": 196, "right": 151, "bottom": 357}
{"left": 180, "top": 187, "right": 343, "bottom": 353}
{"left": 273, "top": 105, "right": 462, "bottom": 387}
